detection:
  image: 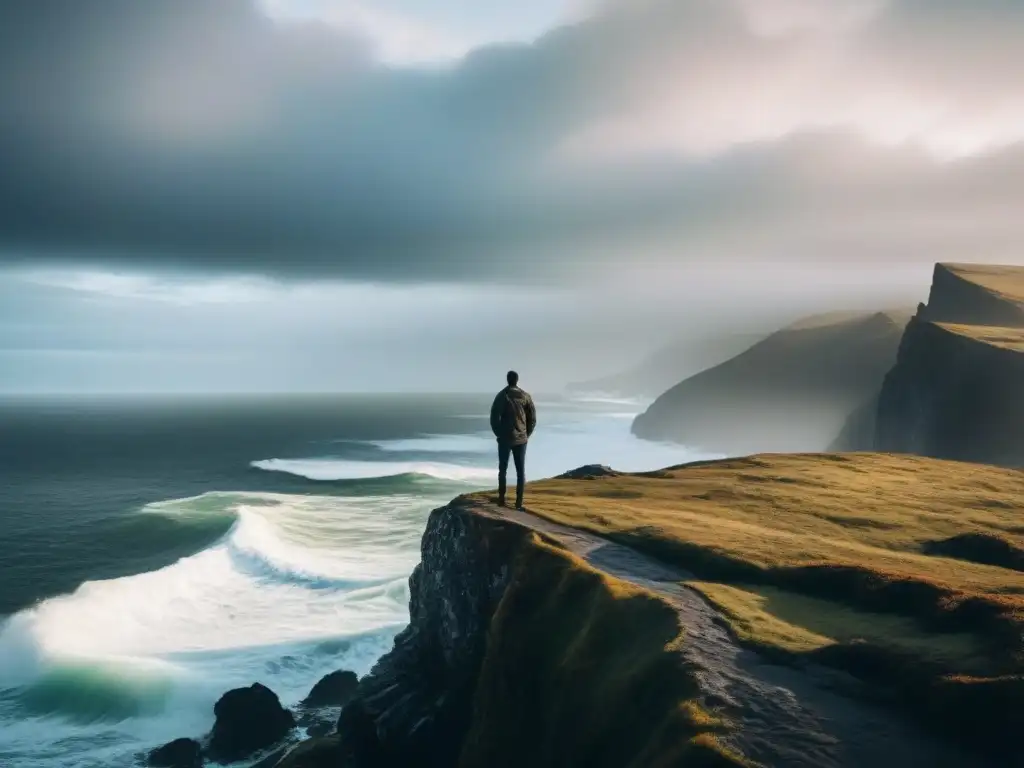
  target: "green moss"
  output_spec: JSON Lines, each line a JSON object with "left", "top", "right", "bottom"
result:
{"left": 458, "top": 533, "right": 748, "bottom": 768}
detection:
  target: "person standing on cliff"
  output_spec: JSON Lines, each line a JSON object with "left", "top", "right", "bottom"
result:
{"left": 490, "top": 370, "right": 537, "bottom": 510}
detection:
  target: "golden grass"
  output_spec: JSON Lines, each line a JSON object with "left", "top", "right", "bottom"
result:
{"left": 481, "top": 454, "right": 1024, "bottom": 619}
{"left": 935, "top": 321, "right": 1024, "bottom": 351}
{"left": 465, "top": 452, "right": 1024, "bottom": 757}
{"left": 688, "top": 581, "right": 989, "bottom": 672}
{"left": 459, "top": 531, "right": 747, "bottom": 768}
{"left": 943, "top": 262, "right": 1024, "bottom": 304}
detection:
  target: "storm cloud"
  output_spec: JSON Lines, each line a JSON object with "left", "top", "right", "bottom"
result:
{"left": 2, "top": 0, "right": 1024, "bottom": 284}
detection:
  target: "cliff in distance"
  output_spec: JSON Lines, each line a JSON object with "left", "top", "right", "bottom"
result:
{"left": 847, "top": 263, "right": 1024, "bottom": 467}
{"left": 566, "top": 331, "right": 764, "bottom": 398}
{"left": 631, "top": 311, "right": 910, "bottom": 456}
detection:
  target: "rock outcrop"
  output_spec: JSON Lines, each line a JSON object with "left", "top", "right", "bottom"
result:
{"left": 871, "top": 263, "right": 1024, "bottom": 466}
{"left": 632, "top": 310, "right": 910, "bottom": 455}
{"left": 147, "top": 738, "right": 203, "bottom": 768}
{"left": 207, "top": 683, "right": 296, "bottom": 764}
{"left": 556, "top": 464, "right": 619, "bottom": 479}
{"left": 301, "top": 671, "right": 358, "bottom": 709}
{"left": 333, "top": 502, "right": 523, "bottom": 767}
{"left": 296, "top": 670, "right": 361, "bottom": 737}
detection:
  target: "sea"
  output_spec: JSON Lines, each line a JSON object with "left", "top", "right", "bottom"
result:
{"left": 0, "top": 393, "right": 713, "bottom": 767}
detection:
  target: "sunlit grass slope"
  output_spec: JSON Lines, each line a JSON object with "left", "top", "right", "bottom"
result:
{"left": 467, "top": 453, "right": 1024, "bottom": 757}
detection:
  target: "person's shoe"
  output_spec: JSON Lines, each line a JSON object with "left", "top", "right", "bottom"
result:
{"left": 515, "top": 500, "right": 524, "bottom": 511}
{"left": 497, "top": 497, "right": 507, "bottom": 507}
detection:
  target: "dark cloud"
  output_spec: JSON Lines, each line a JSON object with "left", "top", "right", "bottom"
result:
{"left": 1, "top": 0, "right": 1023, "bottom": 283}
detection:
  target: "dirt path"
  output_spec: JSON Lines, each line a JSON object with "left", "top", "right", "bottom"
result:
{"left": 475, "top": 502, "right": 987, "bottom": 768}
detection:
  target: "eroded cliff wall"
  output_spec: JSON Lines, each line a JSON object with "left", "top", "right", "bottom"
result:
{"left": 871, "top": 263, "right": 1024, "bottom": 467}
{"left": 331, "top": 502, "right": 740, "bottom": 768}
{"left": 875, "top": 320, "right": 1024, "bottom": 466}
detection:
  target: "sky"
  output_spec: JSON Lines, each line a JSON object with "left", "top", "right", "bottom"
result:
{"left": 1, "top": 0, "right": 1023, "bottom": 393}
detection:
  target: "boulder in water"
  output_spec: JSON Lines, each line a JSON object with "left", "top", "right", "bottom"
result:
{"left": 147, "top": 737, "right": 203, "bottom": 768}
{"left": 207, "top": 683, "right": 296, "bottom": 763}
{"left": 301, "top": 670, "right": 359, "bottom": 709}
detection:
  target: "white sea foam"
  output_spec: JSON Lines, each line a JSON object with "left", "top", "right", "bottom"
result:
{"left": 251, "top": 457, "right": 495, "bottom": 482}
{"left": 367, "top": 433, "right": 494, "bottom": 454}
{"left": 0, "top": 492, "right": 426, "bottom": 767}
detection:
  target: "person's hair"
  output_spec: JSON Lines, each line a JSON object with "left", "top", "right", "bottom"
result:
{"left": 506, "top": 370, "right": 519, "bottom": 387}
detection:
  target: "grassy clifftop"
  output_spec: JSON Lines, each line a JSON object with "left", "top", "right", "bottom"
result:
{"left": 926, "top": 263, "right": 1024, "bottom": 327}
{"left": 935, "top": 321, "right": 1024, "bottom": 352}
{"left": 469, "top": 453, "right": 1024, "bottom": 758}
{"left": 941, "top": 263, "right": 1024, "bottom": 299}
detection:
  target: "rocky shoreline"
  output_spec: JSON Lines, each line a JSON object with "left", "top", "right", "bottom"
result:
{"left": 148, "top": 672, "right": 359, "bottom": 768}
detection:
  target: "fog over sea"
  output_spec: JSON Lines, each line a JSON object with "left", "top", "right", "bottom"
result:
{"left": 0, "top": 393, "right": 715, "bottom": 767}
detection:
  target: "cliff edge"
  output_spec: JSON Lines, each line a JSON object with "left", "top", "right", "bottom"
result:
{"left": 631, "top": 311, "right": 909, "bottom": 455}
{"left": 276, "top": 454, "right": 1021, "bottom": 768}
{"left": 309, "top": 498, "right": 745, "bottom": 768}
{"left": 869, "top": 263, "right": 1024, "bottom": 466}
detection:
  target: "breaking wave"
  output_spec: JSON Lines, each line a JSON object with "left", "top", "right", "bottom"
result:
{"left": 251, "top": 457, "right": 494, "bottom": 484}
{"left": 0, "top": 491, "right": 427, "bottom": 767}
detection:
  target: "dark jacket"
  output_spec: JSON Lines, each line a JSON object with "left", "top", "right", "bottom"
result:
{"left": 490, "top": 386, "right": 537, "bottom": 446}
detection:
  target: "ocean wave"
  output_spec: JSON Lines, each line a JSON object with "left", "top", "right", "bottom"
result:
{"left": 15, "top": 656, "right": 182, "bottom": 724}
{"left": 0, "top": 624, "right": 403, "bottom": 767}
{"left": 251, "top": 457, "right": 494, "bottom": 483}
{"left": 226, "top": 507, "right": 409, "bottom": 591}
{"left": 367, "top": 433, "right": 494, "bottom": 454}
{"left": 0, "top": 492, "right": 422, "bottom": 717}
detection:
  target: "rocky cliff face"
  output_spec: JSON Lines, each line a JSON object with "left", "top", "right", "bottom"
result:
{"left": 324, "top": 499, "right": 741, "bottom": 768}
{"left": 875, "top": 318, "right": 1024, "bottom": 466}
{"left": 871, "top": 263, "right": 1024, "bottom": 467}
{"left": 334, "top": 501, "right": 522, "bottom": 767}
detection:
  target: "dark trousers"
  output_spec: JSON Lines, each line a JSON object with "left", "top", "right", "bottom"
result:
{"left": 497, "top": 442, "right": 527, "bottom": 506}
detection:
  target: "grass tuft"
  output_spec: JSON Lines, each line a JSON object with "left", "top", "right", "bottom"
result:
{"left": 923, "top": 532, "right": 1024, "bottom": 573}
